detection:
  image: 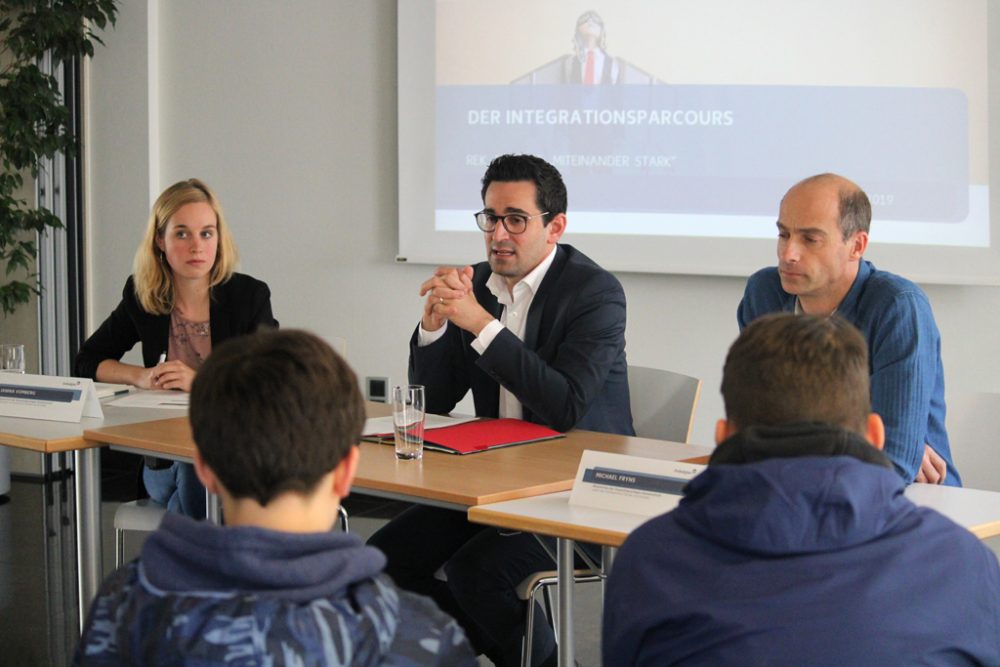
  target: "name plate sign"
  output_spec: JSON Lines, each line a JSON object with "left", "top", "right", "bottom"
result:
{"left": 0, "top": 374, "right": 103, "bottom": 422}
{"left": 569, "top": 450, "right": 705, "bottom": 517}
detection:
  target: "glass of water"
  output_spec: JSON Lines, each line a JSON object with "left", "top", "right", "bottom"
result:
{"left": 392, "top": 384, "right": 425, "bottom": 460}
{"left": 0, "top": 344, "right": 25, "bottom": 374}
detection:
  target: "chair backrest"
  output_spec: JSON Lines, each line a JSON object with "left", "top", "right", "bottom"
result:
{"left": 628, "top": 365, "right": 702, "bottom": 443}
{"left": 944, "top": 391, "right": 1000, "bottom": 491}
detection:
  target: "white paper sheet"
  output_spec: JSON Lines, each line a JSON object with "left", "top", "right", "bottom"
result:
{"left": 109, "top": 389, "right": 189, "bottom": 409}
{"left": 362, "top": 413, "right": 478, "bottom": 436}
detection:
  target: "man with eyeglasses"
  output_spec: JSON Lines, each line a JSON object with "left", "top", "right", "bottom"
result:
{"left": 369, "top": 153, "right": 632, "bottom": 667}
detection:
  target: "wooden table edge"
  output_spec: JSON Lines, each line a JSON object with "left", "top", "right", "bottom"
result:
{"left": 468, "top": 504, "right": 628, "bottom": 547}
{"left": 969, "top": 519, "right": 1000, "bottom": 540}
{"left": 0, "top": 433, "right": 98, "bottom": 453}
{"left": 354, "top": 478, "right": 574, "bottom": 508}
{"left": 83, "top": 420, "right": 193, "bottom": 458}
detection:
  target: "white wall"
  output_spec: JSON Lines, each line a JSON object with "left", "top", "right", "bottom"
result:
{"left": 86, "top": 1, "right": 1000, "bottom": 477}
{"left": 86, "top": 0, "right": 154, "bottom": 367}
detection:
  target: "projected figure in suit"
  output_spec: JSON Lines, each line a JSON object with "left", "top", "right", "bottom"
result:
{"left": 369, "top": 154, "right": 633, "bottom": 667}
{"left": 512, "top": 10, "right": 660, "bottom": 85}
{"left": 737, "top": 173, "right": 960, "bottom": 487}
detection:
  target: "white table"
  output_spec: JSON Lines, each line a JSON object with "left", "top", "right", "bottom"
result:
{"left": 0, "top": 402, "right": 185, "bottom": 629}
{"left": 470, "top": 482, "right": 1000, "bottom": 665}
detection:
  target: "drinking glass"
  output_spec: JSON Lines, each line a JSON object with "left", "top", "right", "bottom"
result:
{"left": 0, "top": 344, "right": 25, "bottom": 374}
{"left": 392, "top": 384, "right": 425, "bottom": 460}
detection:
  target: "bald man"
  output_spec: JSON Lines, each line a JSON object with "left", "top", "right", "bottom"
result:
{"left": 737, "top": 173, "right": 960, "bottom": 486}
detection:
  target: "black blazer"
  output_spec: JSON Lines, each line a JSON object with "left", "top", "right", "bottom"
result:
{"left": 409, "top": 244, "right": 634, "bottom": 435}
{"left": 74, "top": 273, "right": 277, "bottom": 379}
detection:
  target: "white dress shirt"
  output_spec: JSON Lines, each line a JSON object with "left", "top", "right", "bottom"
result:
{"left": 418, "top": 246, "right": 559, "bottom": 419}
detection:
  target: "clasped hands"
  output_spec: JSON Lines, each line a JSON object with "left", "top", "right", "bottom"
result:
{"left": 420, "top": 266, "right": 495, "bottom": 336}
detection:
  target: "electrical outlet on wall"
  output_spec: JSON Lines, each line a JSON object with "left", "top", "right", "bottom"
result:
{"left": 366, "top": 376, "right": 390, "bottom": 403}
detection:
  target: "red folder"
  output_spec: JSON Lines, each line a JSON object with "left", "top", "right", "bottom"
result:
{"left": 423, "top": 418, "right": 564, "bottom": 454}
{"left": 368, "top": 418, "right": 564, "bottom": 455}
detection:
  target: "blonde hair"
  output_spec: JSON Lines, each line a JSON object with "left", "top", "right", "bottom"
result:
{"left": 132, "top": 178, "right": 239, "bottom": 314}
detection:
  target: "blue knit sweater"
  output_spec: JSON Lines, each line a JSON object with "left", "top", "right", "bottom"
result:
{"left": 737, "top": 260, "right": 960, "bottom": 485}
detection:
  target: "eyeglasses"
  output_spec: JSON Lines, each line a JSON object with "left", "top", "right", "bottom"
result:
{"left": 474, "top": 210, "right": 550, "bottom": 234}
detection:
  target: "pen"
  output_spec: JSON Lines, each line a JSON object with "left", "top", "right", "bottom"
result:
{"left": 154, "top": 352, "right": 166, "bottom": 387}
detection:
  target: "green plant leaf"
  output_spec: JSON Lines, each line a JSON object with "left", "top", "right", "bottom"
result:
{"left": 0, "top": 0, "right": 118, "bottom": 315}
{"left": 0, "top": 278, "right": 40, "bottom": 316}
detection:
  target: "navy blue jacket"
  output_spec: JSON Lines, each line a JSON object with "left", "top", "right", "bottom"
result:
{"left": 74, "top": 513, "right": 476, "bottom": 666}
{"left": 603, "top": 424, "right": 1000, "bottom": 666}
{"left": 409, "top": 244, "right": 633, "bottom": 435}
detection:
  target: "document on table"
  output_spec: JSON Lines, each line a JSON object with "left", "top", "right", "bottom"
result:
{"left": 571, "top": 450, "right": 706, "bottom": 516}
{"left": 95, "top": 382, "right": 132, "bottom": 399}
{"left": 362, "top": 413, "right": 478, "bottom": 436}
{"left": 109, "top": 389, "right": 189, "bottom": 409}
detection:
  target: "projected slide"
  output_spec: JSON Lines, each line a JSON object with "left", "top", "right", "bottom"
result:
{"left": 433, "top": 0, "right": 988, "bottom": 247}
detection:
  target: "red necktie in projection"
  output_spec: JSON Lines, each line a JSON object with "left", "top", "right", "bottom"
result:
{"left": 584, "top": 49, "right": 595, "bottom": 84}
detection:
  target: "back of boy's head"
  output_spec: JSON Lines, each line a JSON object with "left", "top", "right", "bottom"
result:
{"left": 190, "top": 329, "right": 365, "bottom": 505}
{"left": 721, "top": 313, "right": 871, "bottom": 435}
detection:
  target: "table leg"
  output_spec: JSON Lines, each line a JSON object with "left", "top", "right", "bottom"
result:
{"left": 206, "top": 488, "right": 222, "bottom": 524}
{"left": 601, "top": 545, "right": 616, "bottom": 607}
{"left": 557, "top": 537, "right": 575, "bottom": 667}
{"left": 74, "top": 447, "right": 102, "bottom": 631}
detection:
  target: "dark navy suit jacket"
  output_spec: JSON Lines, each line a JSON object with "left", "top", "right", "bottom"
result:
{"left": 74, "top": 273, "right": 277, "bottom": 379}
{"left": 409, "top": 244, "right": 634, "bottom": 435}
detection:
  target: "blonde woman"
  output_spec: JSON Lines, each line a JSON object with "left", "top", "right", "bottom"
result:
{"left": 75, "top": 178, "right": 277, "bottom": 517}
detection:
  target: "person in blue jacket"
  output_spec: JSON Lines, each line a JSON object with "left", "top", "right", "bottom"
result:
{"left": 738, "top": 173, "right": 958, "bottom": 486}
{"left": 74, "top": 330, "right": 476, "bottom": 666}
{"left": 603, "top": 314, "right": 1000, "bottom": 666}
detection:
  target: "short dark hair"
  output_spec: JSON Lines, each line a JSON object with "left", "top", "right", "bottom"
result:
{"left": 795, "top": 173, "right": 871, "bottom": 239}
{"left": 190, "top": 329, "right": 365, "bottom": 505}
{"left": 480, "top": 154, "right": 567, "bottom": 224}
{"left": 721, "top": 314, "right": 871, "bottom": 434}
{"left": 838, "top": 186, "right": 872, "bottom": 238}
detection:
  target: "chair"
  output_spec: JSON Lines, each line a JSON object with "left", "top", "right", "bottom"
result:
{"left": 337, "top": 505, "right": 350, "bottom": 533}
{"left": 114, "top": 498, "right": 167, "bottom": 566}
{"left": 114, "top": 501, "right": 352, "bottom": 567}
{"left": 518, "top": 553, "right": 604, "bottom": 666}
{"left": 516, "top": 365, "right": 702, "bottom": 666}
{"left": 627, "top": 365, "right": 702, "bottom": 443}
